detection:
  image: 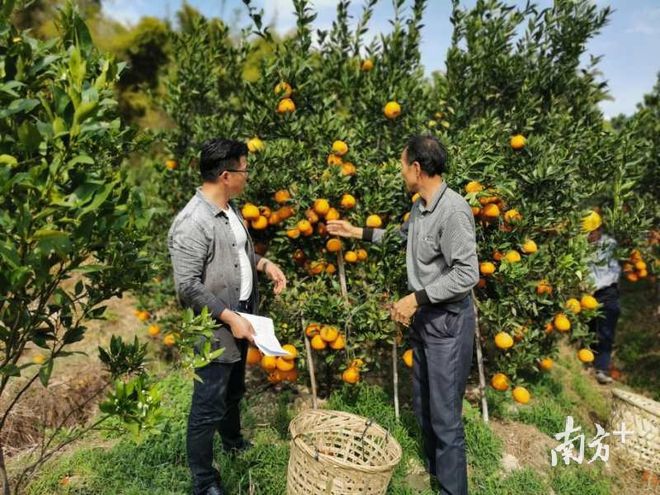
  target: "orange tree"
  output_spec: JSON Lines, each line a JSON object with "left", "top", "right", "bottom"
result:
{"left": 154, "top": 0, "right": 654, "bottom": 401}
{"left": 441, "top": 0, "right": 655, "bottom": 399}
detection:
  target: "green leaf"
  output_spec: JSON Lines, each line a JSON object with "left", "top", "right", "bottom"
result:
{"left": 0, "top": 154, "right": 18, "bottom": 167}
{"left": 0, "top": 98, "right": 40, "bottom": 119}
{"left": 33, "top": 229, "right": 72, "bottom": 256}
{"left": 39, "top": 357, "right": 54, "bottom": 387}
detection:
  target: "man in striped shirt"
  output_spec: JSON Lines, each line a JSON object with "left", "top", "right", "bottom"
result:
{"left": 327, "top": 134, "right": 479, "bottom": 495}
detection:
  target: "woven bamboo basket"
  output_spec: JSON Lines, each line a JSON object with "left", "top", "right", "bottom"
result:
{"left": 609, "top": 388, "right": 659, "bottom": 473}
{"left": 287, "top": 409, "right": 402, "bottom": 495}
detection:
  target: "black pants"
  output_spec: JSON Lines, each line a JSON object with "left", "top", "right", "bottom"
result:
{"left": 588, "top": 285, "right": 620, "bottom": 372}
{"left": 410, "top": 296, "right": 475, "bottom": 495}
{"left": 187, "top": 301, "right": 250, "bottom": 495}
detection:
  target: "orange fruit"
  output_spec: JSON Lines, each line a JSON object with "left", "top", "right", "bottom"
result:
{"left": 626, "top": 272, "right": 639, "bottom": 282}
{"left": 332, "top": 140, "right": 348, "bottom": 156}
{"left": 136, "top": 310, "right": 150, "bottom": 322}
{"left": 638, "top": 269, "right": 648, "bottom": 278}
{"left": 521, "top": 239, "right": 537, "bottom": 254}
{"left": 344, "top": 251, "right": 358, "bottom": 263}
{"left": 277, "top": 97, "right": 296, "bottom": 114}
{"left": 305, "top": 322, "right": 321, "bottom": 337}
{"left": 242, "top": 203, "right": 260, "bottom": 220}
{"left": 512, "top": 386, "right": 531, "bottom": 404}
{"left": 411, "top": 192, "right": 421, "bottom": 202}
{"left": 565, "top": 298, "right": 581, "bottom": 314}
{"left": 504, "top": 250, "right": 521, "bottom": 263}
{"left": 479, "top": 262, "right": 496, "bottom": 276}
{"left": 309, "top": 261, "right": 326, "bottom": 275}
{"left": 402, "top": 349, "right": 413, "bottom": 368}
{"left": 577, "top": 348, "right": 594, "bottom": 363}
{"left": 630, "top": 249, "right": 642, "bottom": 263}
{"left": 326, "top": 263, "right": 336, "bottom": 274}
{"left": 247, "top": 346, "right": 262, "bottom": 365}
{"left": 329, "top": 334, "right": 346, "bottom": 350}
{"left": 297, "top": 219, "right": 313, "bottom": 235}
{"left": 259, "top": 206, "right": 272, "bottom": 219}
{"left": 340, "top": 193, "right": 356, "bottom": 209}
{"left": 340, "top": 162, "right": 357, "bottom": 176}
{"left": 147, "top": 324, "right": 161, "bottom": 337}
{"left": 325, "top": 208, "right": 340, "bottom": 221}
{"left": 267, "top": 370, "right": 283, "bottom": 384}
{"left": 251, "top": 215, "right": 268, "bottom": 230}
{"left": 326, "top": 238, "right": 342, "bottom": 252}
{"left": 165, "top": 159, "right": 178, "bottom": 170}
{"left": 477, "top": 278, "right": 487, "bottom": 289}
{"left": 465, "top": 181, "right": 484, "bottom": 193}
{"left": 342, "top": 367, "right": 360, "bottom": 384}
{"left": 305, "top": 208, "right": 319, "bottom": 224}
{"left": 553, "top": 313, "right": 571, "bottom": 332}
{"left": 538, "top": 357, "right": 553, "bottom": 371}
{"left": 623, "top": 262, "right": 634, "bottom": 273}
{"left": 356, "top": 249, "right": 368, "bottom": 261}
{"left": 261, "top": 355, "right": 277, "bottom": 371}
{"left": 33, "top": 354, "right": 47, "bottom": 365}
{"left": 482, "top": 203, "right": 500, "bottom": 219}
{"left": 247, "top": 137, "right": 265, "bottom": 153}
{"left": 349, "top": 358, "right": 365, "bottom": 369}
{"left": 316, "top": 222, "right": 328, "bottom": 236}
{"left": 536, "top": 280, "right": 553, "bottom": 295}
{"left": 276, "top": 357, "right": 295, "bottom": 371}
{"left": 510, "top": 134, "right": 526, "bottom": 150}
{"left": 361, "top": 59, "right": 374, "bottom": 71}
{"left": 494, "top": 332, "right": 514, "bottom": 350}
{"left": 279, "top": 205, "right": 294, "bottom": 219}
{"left": 310, "top": 334, "right": 327, "bottom": 350}
{"left": 274, "top": 81, "right": 292, "bottom": 98}
{"left": 313, "top": 199, "right": 330, "bottom": 216}
{"left": 504, "top": 209, "right": 522, "bottom": 223}
{"left": 490, "top": 373, "right": 509, "bottom": 391}
{"left": 478, "top": 193, "right": 499, "bottom": 205}
{"left": 280, "top": 368, "right": 299, "bottom": 383}
{"left": 493, "top": 250, "right": 505, "bottom": 261}
{"left": 327, "top": 154, "right": 343, "bottom": 166}
{"left": 274, "top": 189, "right": 291, "bottom": 204}
{"left": 580, "top": 295, "right": 599, "bottom": 310}
{"left": 286, "top": 228, "right": 301, "bottom": 239}
{"left": 545, "top": 322, "right": 554, "bottom": 334}
{"left": 282, "top": 344, "right": 298, "bottom": 360}
{"left": 634, "top": 260, "right": 647, "bottom": 271}
{"left": 320, "top": 325, "right": 339, "bottom": 343}
{"left": 163, "top": 334, "right": 176, "bottom": 347}
{"left": 366, "top": 214, "right": 382, "bottom": 228}
{"left": 403, "top": 211, "right": 412, "bottom": 222}
{"left": 383, "top": 101, "right": 401, "bottom": 119}
{"left": 268, "top": 212, "right": 281, "bottom": 226}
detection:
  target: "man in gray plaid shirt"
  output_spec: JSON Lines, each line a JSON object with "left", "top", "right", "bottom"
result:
{"left": 328, "top": 134, "right": 479, "bottom": 495}
{"left": 168, "top": 138, "right": 287, "bottom": 495}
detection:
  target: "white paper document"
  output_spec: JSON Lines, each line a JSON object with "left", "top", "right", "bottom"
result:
{"left": 236, "top": 312, "right": 290, "bottom": 357}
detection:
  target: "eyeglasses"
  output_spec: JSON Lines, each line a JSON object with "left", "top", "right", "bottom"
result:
{"left": 225, "top": 169, "right": 249, "bottom": 175}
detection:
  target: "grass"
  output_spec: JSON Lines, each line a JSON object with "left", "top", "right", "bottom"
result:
{"left": 24, "top": 356, "right": 628, "bottom": 494}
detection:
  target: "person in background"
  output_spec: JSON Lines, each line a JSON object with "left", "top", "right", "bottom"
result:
{"left": 587, "top": 224, "right": 621, "bottom": 385}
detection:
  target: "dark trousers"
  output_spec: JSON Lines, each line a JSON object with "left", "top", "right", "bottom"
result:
{"left": 410, "top": 296, "right": 475, "bottom": 495}
{"left": 588, "top": 285, "right": 620, "bottom": 372}
{"left": 187, "top": 301, "right": 250, "bottom": 495}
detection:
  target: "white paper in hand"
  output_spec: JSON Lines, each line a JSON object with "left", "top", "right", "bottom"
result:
{"left": 236, "top": 312, "right": 290, "bottom": 357}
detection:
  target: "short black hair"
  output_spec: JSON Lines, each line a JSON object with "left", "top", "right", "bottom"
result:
{"left": 404, "top": 134, "right": 447, "bottom": 176}
{"left": 199, "top": 138, "right": 248, "bottom": 182}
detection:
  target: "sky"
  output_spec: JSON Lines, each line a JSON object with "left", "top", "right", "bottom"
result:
{"left": 101, "top": 0, "right": 660, "bottom": 118}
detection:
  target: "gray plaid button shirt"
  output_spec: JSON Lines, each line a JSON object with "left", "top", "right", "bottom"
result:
{"left": 167, "top": 188, "right": 261, "bottom": 363}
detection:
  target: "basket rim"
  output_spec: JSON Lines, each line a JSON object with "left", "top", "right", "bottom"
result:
{"left": 611, "top": 388, "right": 660, "bottom": 418}
{"left": 288, "top": 409, "right": 403, "bottom": 473}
